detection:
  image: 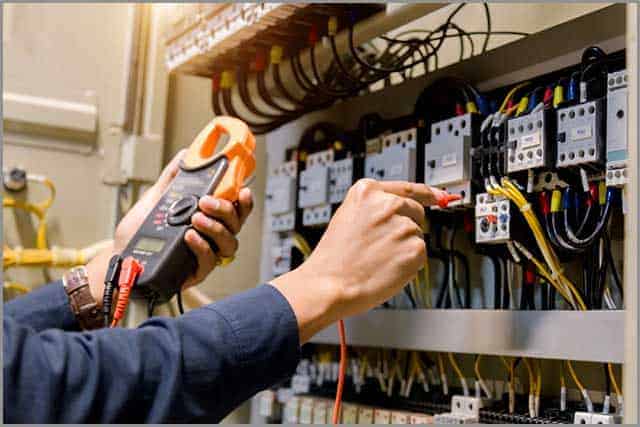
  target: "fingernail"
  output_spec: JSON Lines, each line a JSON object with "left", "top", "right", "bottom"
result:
{"left": 208, "top": 198, "right": 220, "bottom": 210}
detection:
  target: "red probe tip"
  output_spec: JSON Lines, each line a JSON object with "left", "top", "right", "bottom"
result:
{"left": 433, "top": 189, "right": 462, "bottom": 209}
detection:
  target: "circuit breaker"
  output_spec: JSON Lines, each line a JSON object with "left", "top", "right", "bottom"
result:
{"left": 364, "top": 137, "right": 383, "bottom": 180}
{"left": 556, "top": 99, "right": 605, "bottom": 168}
{"left": 364, "top": 129, "right": 418, "bottom": 182}
{"left": 267, "top": 161, "right": 298, "bottom": 232}
{"left": 507, "top": 109, "right": 556, "bottom": 172}
{"left": 475, "top": 193, "right": 511, "bottom": 244}
{"left": 606, "top": 70, "right": 628, "bottom": 187}
{"left": 299, "top": 149, "right": 333, "bottom": 227}
{"left": 379, "top": 128, "right": 418, "bottom": 182}
{"left": 424, "top": 113, "right": 478, "bottom": 207}
{"left": 328, "top": 158, "right": 355, "bottom": 204}
{"left": 271, "top": 232, "right": 294, "bottom": 276}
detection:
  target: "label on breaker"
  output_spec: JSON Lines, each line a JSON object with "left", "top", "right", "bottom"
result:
{"left": 571, "top": 125, "right": 592, "bottom": 141}
{"left": 283, "top": 397, "right": 300, "bottom": 423}
{"left": 442, "top": 152, "right": 457, "bottom": 167}
{"left": 521, "top": 132, "right": 540, "bottom": 148}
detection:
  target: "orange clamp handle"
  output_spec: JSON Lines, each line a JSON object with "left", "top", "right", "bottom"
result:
{"left": 182, "top": 116, "right": 256, "bottom": 202}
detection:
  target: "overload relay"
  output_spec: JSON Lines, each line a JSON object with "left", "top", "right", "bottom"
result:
{"left": 606, "top": 70, "right": 628, "bottom": 187}
{"left": 475, "top": 193, "right": 511, "bottom": 244}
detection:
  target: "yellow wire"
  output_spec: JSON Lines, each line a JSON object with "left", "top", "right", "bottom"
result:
{"left": 608, "top": 363, "right": 622, "bottom": 397}
{"left": 535, "top": 360, "right": 542, "bottom": 399}
{"left": 292, "top": 232, "right": 312, "bottom": 259}
{"left": 3, "top": 281, "right": 30, "bottom": 294}
{"left": 474, "top": 355, "right": 484, "bottom": 384}
{"left": 447, "top": 353, "right": 467, "bottom": 392}
{"left": 523, "top": 358, "right": 535, "bottom": 395}
{"left": 499, "top": 82, "right": 530, "bottom": 112}
{"left": 496, "top": 179, "right": 587, "bottom": 310}
{"left": 437, "top": 354, "right": 446, "bottom": 378}
{"left": 566, "top": 360, "right": 585, "bottom": 392}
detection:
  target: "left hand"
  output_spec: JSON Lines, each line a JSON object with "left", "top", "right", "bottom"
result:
{"left": 87, "top": 150, "right": 254, "bottom": 305}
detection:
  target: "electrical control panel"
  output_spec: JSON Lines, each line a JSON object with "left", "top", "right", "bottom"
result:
{"left": 507, "top": 109, "right": 556, "bottom": 172}
{"left": 425, "top": 113, "right": 478, "bottom": 207}
{"left": 267, "top": 161, "right": 298, "bottom": 232}
{"left": 606, "top": 70, "right": 628, "bottom": 187}
{"left": 299, "top": 150, "right": 333, "bottom": 227}
{"left": 556, "top": 100, "right": 605, "bottom": 169}
{"left": 475, "top": 193, "right": 511, "bottom": 244}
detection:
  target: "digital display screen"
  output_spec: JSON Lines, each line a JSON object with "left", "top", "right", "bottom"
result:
{"left": 134, "top": 237, "right": 166, "bottom": 253}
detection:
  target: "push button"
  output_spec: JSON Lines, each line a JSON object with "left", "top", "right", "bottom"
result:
{"left": 167, "top": 195, "right": 199, "bottom": 226}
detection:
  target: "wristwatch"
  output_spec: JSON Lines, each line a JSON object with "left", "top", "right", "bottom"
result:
{"left": 63, "top": 266, "right": 104, "bottom": 330}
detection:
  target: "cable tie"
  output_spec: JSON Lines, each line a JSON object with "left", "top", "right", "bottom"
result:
{"left": 519, "top": 203, "right": 532, "bottom": 213}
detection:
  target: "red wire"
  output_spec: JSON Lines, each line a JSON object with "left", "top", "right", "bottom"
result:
{"left": 332, "top": 319, "right": 347, "bottom": 424}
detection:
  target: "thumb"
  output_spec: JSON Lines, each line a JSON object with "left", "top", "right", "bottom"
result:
{"left": 155, "top": 149, "right": 186, "bottom": 191}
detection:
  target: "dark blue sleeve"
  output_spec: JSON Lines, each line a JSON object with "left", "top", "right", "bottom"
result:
{"left": 3, "top": 284, "right": 301, "bottom": 423}
{"left": 4, "top": 280, "right": 79, "bottom": 332}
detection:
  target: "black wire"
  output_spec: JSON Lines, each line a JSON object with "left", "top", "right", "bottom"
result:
{"left": 256, "top": 68, "right": 299, "bottom": 114}
{"left": 211, "top": 87, "right": 225, "bottom": 116}
{"left": 404, "top": 286, "right": 417, "bottom": 309}
{"left": 237, "top": 68, "right": 287, "bottom": 120}
{"left": 147, "top": 295, "right": 157, "bottom": 318}
{"left": 564, "top": 191, "right": 614, "bottom": 248}
{"left": 177, "top": 291, "right": 185, "bottom": 315}
{"left": 488, "top": 254, "right": 502, "bottom": 309}
{"left": 482, "top": 2, "right": 491, "bottom": 53}
{"left": 603, "top": 233, "right": 623, "bottom": 300}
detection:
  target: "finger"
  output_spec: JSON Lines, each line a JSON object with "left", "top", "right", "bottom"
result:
{"left": 236, "top": 187, "right": 254, "bottom": 225}
{"left": 389, "top": 194, "right": 426, "bottom": 231}
{"left": 191, "top": 212, "right": 238, "bottom": 257}
{"left": 199, "top": 196, "right": 241, "bottom": 234}
{"left": 184, "top": 229, "right": 217, "bottom": 279}
{"left": 156, "top": 149, "right": 186, "bottom": 190}
{"left": 378, "top": 181, "right": 453, "bottom": 206}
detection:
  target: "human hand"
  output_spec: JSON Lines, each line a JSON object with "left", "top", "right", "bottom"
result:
{"left": 87, "top": 150, "right": 253, "bottom": 306}
{"left": 271, "top": 179, "right": 451, "bottom": 342}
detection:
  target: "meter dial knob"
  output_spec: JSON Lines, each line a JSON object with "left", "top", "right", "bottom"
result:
{"left": 167, "top": 195, "right": 199, "bottom": 226}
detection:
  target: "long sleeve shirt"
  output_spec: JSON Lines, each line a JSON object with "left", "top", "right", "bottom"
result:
{"left": 3, "top": 281, "right": 301, "bottom": 422}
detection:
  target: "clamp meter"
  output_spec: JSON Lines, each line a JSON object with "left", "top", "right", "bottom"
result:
{"left": 121, "top": 117, "right": 256, "bottom": 303}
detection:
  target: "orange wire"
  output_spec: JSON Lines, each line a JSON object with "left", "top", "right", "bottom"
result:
{"left": 332, "top": 319, "right": 347, "bottom": 424}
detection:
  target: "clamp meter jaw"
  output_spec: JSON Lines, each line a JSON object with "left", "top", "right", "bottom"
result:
{"left": 121, "top": 117, "right": 256, "bottom": 303}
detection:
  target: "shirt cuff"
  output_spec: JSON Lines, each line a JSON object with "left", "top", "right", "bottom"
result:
{"left": 4, "top": 280, "right": 79, "bottom": 332}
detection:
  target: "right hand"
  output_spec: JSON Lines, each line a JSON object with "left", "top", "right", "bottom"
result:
{"left": 271, "top": 179, "right": 448, "bottom": 343}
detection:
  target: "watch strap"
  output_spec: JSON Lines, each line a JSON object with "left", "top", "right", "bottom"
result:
{"left": 63, "top": 266, "right": 104, "bottom": 330}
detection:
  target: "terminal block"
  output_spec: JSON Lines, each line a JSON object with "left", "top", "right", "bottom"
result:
{"left": 606, "top": 70, "right": 629, "bottom": 187}
{"left": 434, "top": 395, "right": 483, "bottom": 424}
{"left": 507, "top": 109, "right": 556, "bottom": 172}
{"left": 475, "top": 193, "right": 511, "bottom": 244}
{"left": 556, "top": 99, "right": 605, "bottom": 169}
{"left": 267, "top": 161, "right": 297, "bottom": 232}
{"left": 298, "top": 150, "right": 333, "bottom": 227}
{"left": 425, "top": 113, "right": 479, "bottom": 208}
{"left": 574, "top": 412, "right": 622, "bottom": 424}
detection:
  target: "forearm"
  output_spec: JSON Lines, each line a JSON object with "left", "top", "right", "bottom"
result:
{"left": 3, "top": 284, "right": 300, "bottom": 423}
{"left": 4, "top": 281, "right": 79, "bottom": 332}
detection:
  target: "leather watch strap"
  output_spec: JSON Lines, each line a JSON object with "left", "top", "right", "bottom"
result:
{"left": 63, "top": 266, "right": 104, "bottom": 330}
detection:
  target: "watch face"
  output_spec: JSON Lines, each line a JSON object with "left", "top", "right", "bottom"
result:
{"left": 64, "top": 266, "right": 90, "bottom": 291}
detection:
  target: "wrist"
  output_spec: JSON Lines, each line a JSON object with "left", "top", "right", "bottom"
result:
{"left": 270, "top": 263, "right": 344, "bottom": 344}
{"left": 85, "top": 242, "right": 116, "bottom": 308}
